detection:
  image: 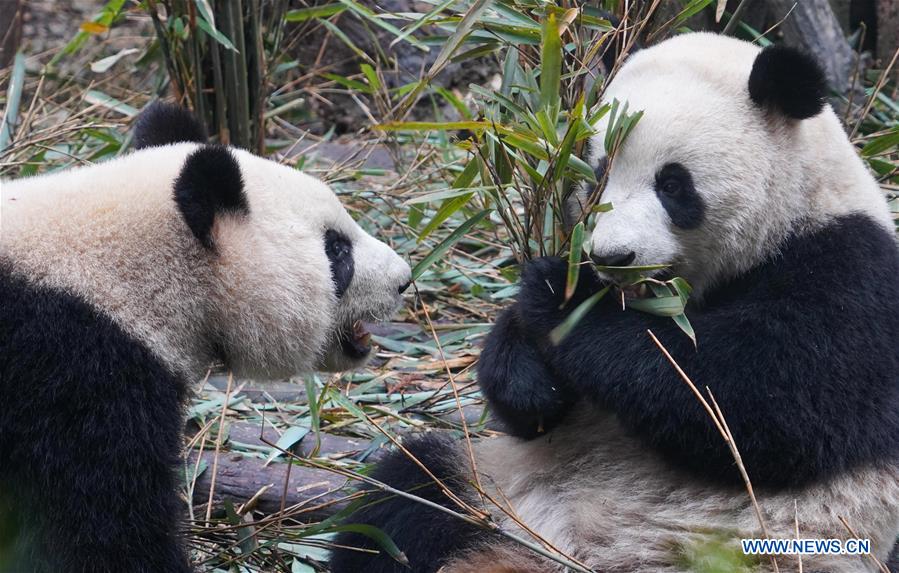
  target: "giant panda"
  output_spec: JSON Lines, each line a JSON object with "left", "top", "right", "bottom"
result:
{"left": 0, "top": 102, "right": 412, "bottom": 573}
{"left": 329, "top": 33, "right": 899, "bottom": 573}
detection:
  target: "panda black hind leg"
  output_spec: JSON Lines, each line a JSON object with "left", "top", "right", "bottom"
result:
{"left": 0, "top": 266, "right": 191, "bottom": 573}
{"left": 329, "top": 434, "right": 489, "bottom": 573}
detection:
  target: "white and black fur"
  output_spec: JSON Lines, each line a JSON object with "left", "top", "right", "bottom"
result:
{"left": 0, "top": 102, "right": 411, "bottom": 572}
{"left": 330, "top": 34, "right": 899, "bottom": 573}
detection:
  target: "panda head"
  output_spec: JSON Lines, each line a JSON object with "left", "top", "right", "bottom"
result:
{"left": 134, "top": 103, "right": 411, "bottom": 377}
{"left": 580, "top": 33, "right": 890, "bottom": 296}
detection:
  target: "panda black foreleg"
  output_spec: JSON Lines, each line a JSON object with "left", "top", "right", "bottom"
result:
{"left": 329, "top": 434, "right": 490, "bottom": 573}
{"left": 477, "top": 308, "right": 576, "bottom": 438}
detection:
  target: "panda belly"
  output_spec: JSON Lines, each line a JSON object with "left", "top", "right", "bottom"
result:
{"left": 463, "top": 405, "right": 899, "bottom": 573}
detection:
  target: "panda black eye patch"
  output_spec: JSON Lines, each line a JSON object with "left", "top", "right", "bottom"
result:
{"left": 324, "top": 229, "right": 354, "bottom": 298}
{"left": 654, "top": 162, "right": 704, "bottom": 229}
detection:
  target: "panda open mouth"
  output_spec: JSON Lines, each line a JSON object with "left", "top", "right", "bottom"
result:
{"left": 340, "top": 320, "right": 374, "bottom": 359}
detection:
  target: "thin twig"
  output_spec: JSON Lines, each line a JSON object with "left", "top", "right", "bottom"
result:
{"left": 646, "top": 330, "right": 779, "bottom": 573}
{"left": 205, "top": 372, "right": 234, "bottom": 523}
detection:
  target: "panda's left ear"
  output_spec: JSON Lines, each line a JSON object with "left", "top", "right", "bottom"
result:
{"left": 748, "top": 45, "right": 827, "bottom": 120}
{"left": 173, "top": 145, "right": 249, "bottom": 249}
{"left": 133, "top": 101, "right": 208, "bottom": 149}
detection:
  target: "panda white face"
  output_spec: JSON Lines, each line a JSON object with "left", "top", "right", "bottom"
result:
{"left": 580, "top": 33, "right": 890, "bottom": 296}
{"left": 207, "top": 149, "right": 411, "bottom": 378}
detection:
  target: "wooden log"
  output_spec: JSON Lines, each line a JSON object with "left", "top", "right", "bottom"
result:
{"left": 189, "top": 422, "right": 374, "bottom": 517}
{"left": 189, "top": 450, "right": 349, "bottom": 517}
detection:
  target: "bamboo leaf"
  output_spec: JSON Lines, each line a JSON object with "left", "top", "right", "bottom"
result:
{"left": 264, "top": 424, "right": 310, "bottom": 465}
{"left": 90, "top": 47, "right": 139, "bottom": 73}
{"left": 539, "top": 10, "right": 562, "bottom": 117}
{"left": 0, "top": 52, "right": 26, "bottom": 153}
{"left": 550, "top": 286, "right": 610, "bottom": 345}
{"left": 426, "top": 0, "right": 492, "bottom": 76}
{"left": 626, "top": 295, "right": 685, "bottom": 317}
{"left": 564, "top": 222, "right": 585, "bottom": 303}
{"left": 319, "top": 524, "right": 409, "bottom": 566}
{"left": 360, "top": 64, "right": 381, "bottom": 91}
{"left": 861, "top": 127, "right": 899, "bottom": 157}
{"left": 85, "top": 90, "right": 139, "bottom": 117}
{"left": 672, "top": 312, "right": 697, "bottom": 347}
{"left": 412, "top": 209, "right": 491, "bottom": 280}
{"left": 322, "top": 72, "right": 373, "bottom": 93}
{"left": 336, "top": 0, "right": 429, "bottom": 51}
{"left": 418, "top": 192, "right": 475, "bottom": 242}
{"left": 284, "top": 3, "right": 347, "bottom": 21}
{"left": 196, "top": 17, "right": 237, "bottom": 52}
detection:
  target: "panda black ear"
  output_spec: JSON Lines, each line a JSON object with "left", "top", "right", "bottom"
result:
{"left": 173, "top": 145, "right": 249, "bottom": 249}
{"left": 748, "top": 45, "right": 827, "bottom": 120}
{"left": 133, "top": 101, "right": 208, "bottom": 150}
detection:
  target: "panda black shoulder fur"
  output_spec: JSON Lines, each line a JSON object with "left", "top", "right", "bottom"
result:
{"left": 330, "top": 34, "right": 899, "bottom": 573}
{"left": 0, "top": 102, "right": 411, "bottom": 573}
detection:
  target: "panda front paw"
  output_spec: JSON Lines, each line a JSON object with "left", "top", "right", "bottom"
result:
{"left": 516, "top": 256, "right": 602, "bottom": 337}
{"left": 478, "top": 308, "right": 574, "bottom": 438}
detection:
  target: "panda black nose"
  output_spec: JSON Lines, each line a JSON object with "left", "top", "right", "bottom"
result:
{"left": 398, "top": 280, "right": 411, "bottom": 294}
{"left": 592, "top": 251, "right": 636, "bottom": 267}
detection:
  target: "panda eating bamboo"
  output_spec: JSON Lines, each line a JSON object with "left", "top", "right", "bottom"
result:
{"left": 330, "top": 33, "right": 899, "bottom": 573}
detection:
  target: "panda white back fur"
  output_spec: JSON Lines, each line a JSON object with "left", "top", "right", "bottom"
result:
{"left": 330, "top": 34, "right": 899, "bottom": 573}
{"left": 0, "top": 102, "right": 410, "bottom": 572}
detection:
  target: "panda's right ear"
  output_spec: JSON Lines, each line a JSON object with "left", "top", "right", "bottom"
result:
{"left": 748, "top": 45, "right": 827, "bottom": 120}
{"left": 133, "top": 101, "right": 208, "bottom": 150}
{"left": 173, "top": 145, "right": 249, "bottom": 250}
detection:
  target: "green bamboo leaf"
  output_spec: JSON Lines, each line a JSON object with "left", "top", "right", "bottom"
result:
{"left": 284, "top": 3, "right": 347, "bottom": 21}
{"left": 322, "top": 72, "right": 373, "bottom": 93}
{"left": 337, "top": 0, "right": 429, "bottom": 51}
{"left": 627, "top": 295, "right": 685, "bottom": 317}
{"left": 535, "top": 109, "right": 559, "bottom": 146}
{"left": 469, "top": 84, "right": 533, "bottom": 126}
{"left": 319, "top": 524, "right": 409, "bottom": 566}
{"left": 433, "top": 87, "right": 473, "bottom": 120}
{"left": 490, "top": 1, "right": 540, "bottom": 28}
{"left": 426, "top": 0, "right": 491, "bottom": 75}
{"left": 263, "top": 424, "right": 310, "bottom": 465}
{"left": 0, "top": 52, "right": 26, "bottom": 153}
{"left": 539, "top": 11, "right": 562, "bottom": 117}
{"left": 672, "top": 0, "right": 713, "bottom": 27}
{"left": 564, "top": 222, "right": 585, "bottom": 303}
{"left": 669, "top": 277, "right": 693, "bottom": 306}
{"left": 319, "top": 19, "right": 371, "bottom": 62}
{"left": 550, "top": 286, "right": 610, "bottom": 345}
{"left": 452, "top": 156, "right": 481, "bottom": 188}
{"left": 196, "top": 17, "right": 237, "bottom": 52}
{"left": 450, "top": 42, "right": 502, "bottom": 64}
{"left": 360, "top": 63, "right": 381, "bottom": 91}
{"left": 554, "top": 114, "right": 582, "bottom": 180}
{"left": 403, "top": 187, "right": 478, "bottom": 205}
{"left": 85, "top": 90, "right": 139, "bottom": 117}
{"left": 672, "top": 312, "right": 697, "bottom": 347}
{"left": 390, "top": 0, "right": 456, "bottom": 47}
{"left": 418, "top": 192, "right": 474, "bottom": 242}
{"left": 375, "top": 120, "right": 494, "bottom": 132}
{"left": 861, "top": 128, "right": 899, "bottom": 157}
{"left": 412, "top": 209, "right": 491, "bottom": 280}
